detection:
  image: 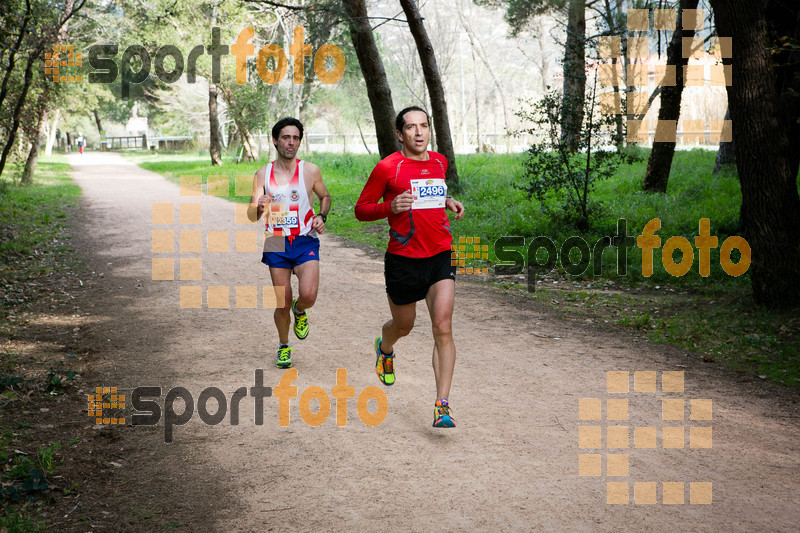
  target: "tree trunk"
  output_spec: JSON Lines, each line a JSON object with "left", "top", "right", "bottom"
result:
{"left": 0, "top": 51, "right": 37, "bottom": 178}
{"left": 709, "top": 0, "right": 800, "bottom": 308}
{"left": 0, "top": 0, "right": 77, "bottom": 177}
{"left": 0, "top": 0, "right": 32, "bottom": 114}
{"left": 534, "top": 18, "right": 550, "bottom": 94}
{"left": 93, "top": 109, "right": 103, "bottom": 135}
{"left": 560, "top": 0, "right": 586, "bottom": 152}
{"left": 208, "top": 82, "right": 223, "bottom": 166}
{"left": 712, "top": 106, "right": 735, "bottom": 175}
{"left": 341, "top": 0, "right": 400, "bottom": 159}
{"left": 45, "top": 108, "right": 60, "bottom": 156}
{"left": 21, "top": 107, "right": 48, "bottom": 185}
{"left": 643, "top": 0, "right": 700, "bottom": 192}
{"left": 356, "top": 120, "right": 372, "bottom": 155}
{"left": 399, "top": 0, "right": 459, "bottom": 184}
{"left": 239, "top": 123, "right": 258, "bottom": 162}
{"left": 218, "top": 84, "right": 258, "bottom": 162}
{"left": 610, "top": 0, "right": 624, "bottom": 149}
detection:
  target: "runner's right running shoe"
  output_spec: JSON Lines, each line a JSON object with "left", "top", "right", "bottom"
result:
{"left": 374, "top": 336, "right": 395, "bottom": 386}
{"left": 276, "top": 345, "right": 294, "bottom": 369}
{"left": 433, "top": 399, "right": 456, "bottom": 428}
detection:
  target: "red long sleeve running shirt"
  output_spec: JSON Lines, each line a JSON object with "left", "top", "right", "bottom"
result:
{"left": 355, "top": 151, "right": 453, "bottom": 258}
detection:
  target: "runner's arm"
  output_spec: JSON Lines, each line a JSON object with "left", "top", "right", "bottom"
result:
{"left": 445, "top": 197, "right": 465, "bottom": 220}
{"left": 354, "top": 164, "right": 394, "bottom": 221}
{"left": 309, "top": 163, "right": 331, "bottom": 218}
{"left": 248, "top": 167, "right": 270, "bottom": 222}
{"left": 308, "top": 163, "right": 331, "bottom": 234}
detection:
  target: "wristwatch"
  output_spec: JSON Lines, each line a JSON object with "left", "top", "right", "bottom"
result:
{"left": 317, "top": 213, "right": 327, "bottom": 223}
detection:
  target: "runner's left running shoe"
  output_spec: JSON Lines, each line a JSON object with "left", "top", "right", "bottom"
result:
{"left": 276, "top": 345, "right": 294, "bottom": 369}
{"left": 374, "top": 336, "right": 395, "bottom": 386}
{"left": 292, "top": 299, "right": 309, "bottom": 340}
{"left": 433, "top": 399, "right": 455, "bottom": 428}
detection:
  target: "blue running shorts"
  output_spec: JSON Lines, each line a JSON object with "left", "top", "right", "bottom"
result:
{"left": 261, "top": 235, "right": 320, "bottom": 269}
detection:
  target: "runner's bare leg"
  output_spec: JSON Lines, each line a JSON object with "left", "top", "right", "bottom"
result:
{"left": 269, "top": 267, "right": 293, "bottom": 345}
{"left": 425, "top": 279, "right": 456, "bottom": 401}
{"left": 292, "top": 260, "right": 319, "bottom": 314}
{"left": 380, "top": 298, "right": 416, "bottom": 354}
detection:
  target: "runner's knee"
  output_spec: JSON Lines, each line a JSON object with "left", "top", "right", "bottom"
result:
{"left": 431, "top": 319, "right": 452, "bottom": 340}
{"left": 395, "top": 320, "right": 415, "bottom": 337}
{"left": 299, "top": 288, "right": 317, "bottom": 307}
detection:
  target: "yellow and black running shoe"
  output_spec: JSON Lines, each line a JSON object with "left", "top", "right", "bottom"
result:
{"left": 292, "top": 299, "right": 309, "bottom": 340}
{"left": 276, "top": 345, "right": 294, "bottom": 369}
{"left": 374, "top": 336, "right": 395, "bottom": 386}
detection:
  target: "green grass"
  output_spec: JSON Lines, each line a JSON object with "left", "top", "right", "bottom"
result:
{"left": 0, "top": 157, "right": 80, "bottom": 529}
{"left": 0, "top": 156, "right": 81, "bottom": 307}
{"left": 121, "top": 149, "right": 800, "bottom": 387}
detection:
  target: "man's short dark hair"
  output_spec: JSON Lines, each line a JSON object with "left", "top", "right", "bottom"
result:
{"left": 272, "top": 117, "right": 304, "bottom": 140}
{"left": 395, "top": 106, "right": 429, "bottom": 132}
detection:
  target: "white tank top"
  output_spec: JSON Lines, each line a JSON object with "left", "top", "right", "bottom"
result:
{"left": 263, "top": 159, "right": 317, "bottom": 239}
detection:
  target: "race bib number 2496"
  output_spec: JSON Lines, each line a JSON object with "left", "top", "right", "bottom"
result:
{"left": 410, "top": 178, "right": 446, "bottom": 210}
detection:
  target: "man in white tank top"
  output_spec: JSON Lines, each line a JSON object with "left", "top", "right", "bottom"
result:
{"left": 247, "top": 118, "right": 331, "bottom": 369}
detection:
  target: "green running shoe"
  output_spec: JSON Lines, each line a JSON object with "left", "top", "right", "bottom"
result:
{"left": 374, "top": 336, "right": 395, "bottom": 386}
{"left": 292, "top": 299, "right": 309, "bottom": 340}
{"left": 276, "top": 345, "right": 294, "bottom": 369}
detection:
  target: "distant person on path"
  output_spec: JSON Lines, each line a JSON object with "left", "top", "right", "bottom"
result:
{"left": 355, "top": 106, "right": 465, "bottom": 428}
{"left": 76, "top": 132, "right": 85, "bottom": 154}
{"left": 248, "top": 117, "right": 331, "bottom": 369}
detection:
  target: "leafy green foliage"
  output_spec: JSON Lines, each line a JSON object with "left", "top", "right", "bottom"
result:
{"left": 1, "top": 441, "right": 62, "bottom": 503}
{"left": 515, "top": 80, "right": 621, "bottom": 229}
{"left": 45, "top": 362, "right": 76, "bottom": 394}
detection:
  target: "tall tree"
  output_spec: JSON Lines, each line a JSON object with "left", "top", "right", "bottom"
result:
{"left": 21, "top": 103, "right": 48, "bottom": 184}
{"left": 399, "top": 0, "right": 459, "bottom": 184}
{"left": 218, "top": 82, "right": 260, "bottom": 162}
{"left": 207, "top": 10, "right": 224, "bottom": 166}
{"left": 340, "top": 0, "right": 399, "bottom": 158}
{"left": 593, "top": 0, "right": 626, "bottom": 148}
{"left": 208, "top": 81, "right": 223, "bottom": 165}
{"left": 708, "top": 0, "right": 800, "bottom": 308}
{"left": 642, "top": 0, "right": 700, "bottom": 192}
{"left": 0, "top": 0, "right": 32, "bottom": 114}
{"left": 480, "top": 0, "right": 591, "bottom": 152}
{"left": 712, "top": 105, "right": 734, "bottom": 176}
{"left": 0, "top": 0, "right": 85, "bottom": 178}
{"left": 560, "top": 0, "right": 586, "bottom": 152}
{"left": 44, "top": 108, "right": 60, "bottom": 156}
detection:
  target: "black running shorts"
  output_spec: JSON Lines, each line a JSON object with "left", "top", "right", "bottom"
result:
{"left": 384, "top": 250, "right": 456, "bottom": 306}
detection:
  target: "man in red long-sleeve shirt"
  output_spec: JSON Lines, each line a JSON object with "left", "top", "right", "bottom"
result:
{"left": 355, "top": 106, "right": 465, "bottom": 428}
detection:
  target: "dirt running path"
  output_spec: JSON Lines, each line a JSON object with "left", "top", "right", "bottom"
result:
{"left": 66, "top": 152, "right": 799, "bottom": 532}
